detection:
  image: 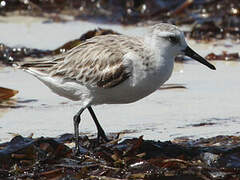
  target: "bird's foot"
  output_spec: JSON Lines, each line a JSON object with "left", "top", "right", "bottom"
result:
{"left": 97, "top": 129, "right": 109, "bottom": 144}
{"left": 73, "top": 143, "right": 88, "bottom": 156}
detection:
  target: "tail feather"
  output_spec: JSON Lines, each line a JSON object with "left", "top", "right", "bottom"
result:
{"left": 13, "top": 54, "right": 65, "bottom": 77}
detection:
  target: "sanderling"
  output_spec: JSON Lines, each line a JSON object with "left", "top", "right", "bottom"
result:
{"left": 15, "top": 23, "right": 215, "bottom": 154}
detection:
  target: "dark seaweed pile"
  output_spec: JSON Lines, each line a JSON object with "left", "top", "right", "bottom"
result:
{"left": 0, "top": 43, "right": 52, "bottom": 65}
{"left": 0, "top": 134, "right": 239, "bottom": 179}
{"left": 0, "top": 0, "right": 240, "bottom": 40}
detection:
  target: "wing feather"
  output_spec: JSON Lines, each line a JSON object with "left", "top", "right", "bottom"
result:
{"left": 18, "top": 35, "right": 143, "bottom": 88}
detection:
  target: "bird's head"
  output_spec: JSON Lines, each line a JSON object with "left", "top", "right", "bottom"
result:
{"left": 146, "top": 23, "right": 216, "bottom": 70}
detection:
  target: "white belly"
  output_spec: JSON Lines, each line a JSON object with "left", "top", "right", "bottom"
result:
{"left": 91, "top": 61, "right": 174, "bottom": 105}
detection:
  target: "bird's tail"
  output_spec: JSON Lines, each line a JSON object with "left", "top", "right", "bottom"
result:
{"left": 12, "top": 58, "right": 58, "bottom": 77}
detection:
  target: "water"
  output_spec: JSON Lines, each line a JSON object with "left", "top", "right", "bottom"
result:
{"left": 0, "top": 17, "right": 240, "bottom": 142}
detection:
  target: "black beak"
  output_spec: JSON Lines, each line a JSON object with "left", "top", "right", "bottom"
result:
{"left": 183, "top": 46, "right": 216, "bottom": 70}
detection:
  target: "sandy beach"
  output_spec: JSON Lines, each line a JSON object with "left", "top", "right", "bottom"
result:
{"left": 0, "top": 17, "right": 240, "bottom": 142}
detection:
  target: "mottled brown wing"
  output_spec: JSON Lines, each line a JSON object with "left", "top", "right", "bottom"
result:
{"left": 48, "top": 35, "right": 135, "bottom": 88}
{"left": 96, "top": 64, "right": 130, "bottom": 88}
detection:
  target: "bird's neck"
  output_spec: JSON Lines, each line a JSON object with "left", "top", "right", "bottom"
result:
{"left": 144, "top": 36, "right": 175, "bottom": 64}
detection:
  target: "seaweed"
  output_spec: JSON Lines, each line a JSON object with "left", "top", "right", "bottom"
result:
{"left": 0, "top": 134, "right": 239, "bottom": 179}
{"left": 0, "top": 0, "right": 240, "bottom": 40}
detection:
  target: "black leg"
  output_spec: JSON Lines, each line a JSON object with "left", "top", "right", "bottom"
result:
{"left": 87, "top": 106, "right": 108, "bottom": 142}
{"left": 73, "top": 107, "right": 85, "bottom": 155}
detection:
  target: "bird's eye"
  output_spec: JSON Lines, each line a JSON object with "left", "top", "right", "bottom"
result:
{"left": 168, "top": 36, "right": 178, "bottom": 44}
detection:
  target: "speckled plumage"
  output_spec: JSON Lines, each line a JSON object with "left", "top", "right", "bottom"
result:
{"left": 19, "top": 35, "right": 154, "bottom": 89}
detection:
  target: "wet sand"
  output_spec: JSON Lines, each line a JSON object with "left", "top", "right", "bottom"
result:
{"left": 0, "top": 17, "right": 240, "bottom": 142}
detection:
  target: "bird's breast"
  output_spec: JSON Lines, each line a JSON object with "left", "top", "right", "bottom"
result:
{"left": 90, "top": 54, "right": 174, "bottom": 105}
{"left": 132, "top": 55, "right": 174, "bottom": 91}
